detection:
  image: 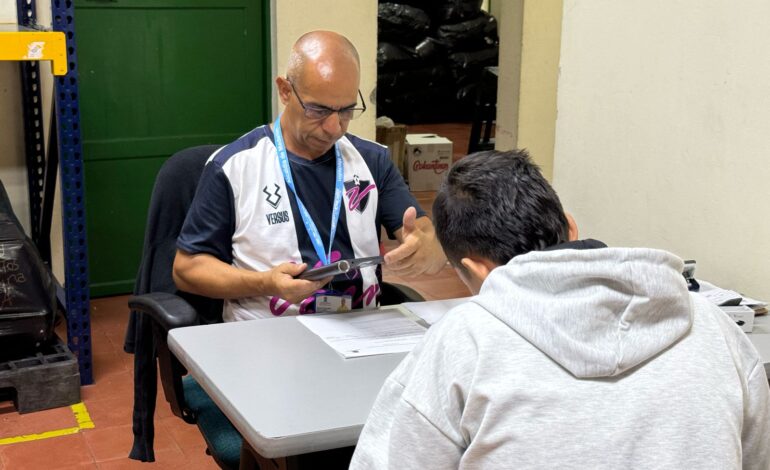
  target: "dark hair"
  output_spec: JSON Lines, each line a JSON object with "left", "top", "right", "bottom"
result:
{"left": 432, "top": 149, "right": 569, "bottom": 269}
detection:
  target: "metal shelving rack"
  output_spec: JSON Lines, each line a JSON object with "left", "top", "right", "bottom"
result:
{"left": 5, "top": 0, "right": 93, "bottom": 385}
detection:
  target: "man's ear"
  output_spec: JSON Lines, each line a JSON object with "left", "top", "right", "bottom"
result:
{"left": 565, "top": 212, "right": 579, "bottom": 241}
{"left": 460, "top": 257, "right": 497, "bottom": 285}
{"left": 276, "top": 76, "right": 291, "bottom": 105}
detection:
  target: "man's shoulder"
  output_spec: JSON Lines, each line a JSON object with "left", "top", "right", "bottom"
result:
{"left": 342, "top": 133, "right": 389, "bottom": 163}
{"left": 411, "top": 301, "right": 498, "bottom": 361}
{"left": 210, "top": 125, "right": 272, "bottom": 168}
{"left": 690, "top": 293, "right": 763, "bottom": 372}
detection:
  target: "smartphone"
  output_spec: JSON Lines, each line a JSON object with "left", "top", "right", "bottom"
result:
{"left": 298, "top": 256, "right": 384, "bottom": 281}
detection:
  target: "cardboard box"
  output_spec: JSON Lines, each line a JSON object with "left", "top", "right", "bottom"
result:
{"left": 376, "top": 124, "right": 408, "bottom": 176}
{"left": 405, "top": 134, "right": 453, "bottom": 191}
{"left": 720, "top": 306, "right": 755, "bottom": 333}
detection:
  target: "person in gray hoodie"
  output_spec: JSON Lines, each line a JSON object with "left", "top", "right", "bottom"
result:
{"left": 350, "top": 150, "right": 770, "bottom": 469}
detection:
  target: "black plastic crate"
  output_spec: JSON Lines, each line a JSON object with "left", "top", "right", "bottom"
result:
{"left": 0, "top": 335, "right": 80, "bottom": 413}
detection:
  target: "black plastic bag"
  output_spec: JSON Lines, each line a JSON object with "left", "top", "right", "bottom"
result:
{"left": 414, "top": 37, "right": 448, "bottom": 61}
{"left": 437, "top": 12, "right": 498, "bottom": 52}
{"left": 379, "top": 65, "right": 452, "bottom": 95}
{"left": 377, "top": 42, "right": 422, "bottom": 71}
{"left": 0, "top": 182, "right": 57, "bottom": 353}
{"left": 378, "top": 3, "right": 432, "bottom": 45}
{"left": 449, "top": 46, "right": 499, "bottom": 73}
{"left": 436, "top": 0, "right": 483, "bottom": 24}
{"left": 378, "top": 86, "right": 466, "bottom": 124}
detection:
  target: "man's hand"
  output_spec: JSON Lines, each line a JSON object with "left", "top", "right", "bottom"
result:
{"left": 384, "top": 207, "right": 447, "bottom": 278}
{"left": 266, "top": 263, "right": 331, "bottom": 304}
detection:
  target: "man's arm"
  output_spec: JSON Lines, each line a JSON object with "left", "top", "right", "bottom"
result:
{"left": 173, "top": 250, "right": 328, "bottom": 305}
{"left": 384, "top": 207, "right": 447, "bottom": 278}
{"left": 741, "top": 361, "right": 770, "bottom": 469}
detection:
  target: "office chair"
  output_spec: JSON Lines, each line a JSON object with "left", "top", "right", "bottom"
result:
{"left": 126, "top": 145, "right": 424, "bottom": 469}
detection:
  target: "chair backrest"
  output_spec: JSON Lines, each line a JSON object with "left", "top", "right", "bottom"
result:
{"left": 126, "top": 144, "right": 222, "bottom": 464}
{"left": 133, "top": 144, "right": 224, "bottom": 324}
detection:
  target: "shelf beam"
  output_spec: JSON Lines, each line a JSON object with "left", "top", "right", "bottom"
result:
{"left": 0, "top": 24, "right": 68, "bottom": 76}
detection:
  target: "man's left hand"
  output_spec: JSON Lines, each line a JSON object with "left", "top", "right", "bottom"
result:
{"left": 385, "top": 207, "right": 447, "bottom": 278}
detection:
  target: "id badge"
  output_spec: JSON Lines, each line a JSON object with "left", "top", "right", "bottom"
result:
{"left": 315, "top": 292, "right": 353, "bottom": 313}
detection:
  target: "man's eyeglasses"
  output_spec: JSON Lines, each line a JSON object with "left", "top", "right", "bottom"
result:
{"left": 288, "top": 79, "right": 366, "bottom": 121}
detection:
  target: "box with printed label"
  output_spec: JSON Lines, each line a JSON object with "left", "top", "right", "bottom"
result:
{"left": 405, "top": 134, "right": 453, "bottom": 191}
{"left": 720, "top": 305, "right": 755, "bottom": 333}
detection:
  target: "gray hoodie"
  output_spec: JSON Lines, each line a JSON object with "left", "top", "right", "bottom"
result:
{"left": 351, "top": 247, "right": 770, "bottom": 469}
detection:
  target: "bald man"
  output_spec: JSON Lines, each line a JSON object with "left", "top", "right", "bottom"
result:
{"left": 173, "top": 31, "right": 446, "bottom": 320}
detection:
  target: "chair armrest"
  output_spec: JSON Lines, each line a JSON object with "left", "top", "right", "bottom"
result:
{"left": 129, "top": 292, "right": 199, "bottom": 424}
{"left": 128, "top": 292, "right": 198, "bottom": 331}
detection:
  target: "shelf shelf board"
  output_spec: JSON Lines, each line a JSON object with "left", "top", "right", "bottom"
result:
{"left": 0, "top": 24, "right": 67, "bottom": 75}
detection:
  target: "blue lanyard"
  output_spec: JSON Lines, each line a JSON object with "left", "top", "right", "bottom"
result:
{"left": 273, "top": 115, "right": 344, "bottom": 266}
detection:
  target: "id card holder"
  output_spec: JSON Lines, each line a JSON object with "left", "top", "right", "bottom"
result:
{"left": 315, "top": 292, "right": 353, "bottom": 313}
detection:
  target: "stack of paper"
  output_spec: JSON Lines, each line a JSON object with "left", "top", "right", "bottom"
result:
{"left": 297, "top": 308, "right": 427, "bottom": 359}
{"left": 695, "top": 280, "right": 768, "bottom": 315}
{"left": 401, "top": 297, "right": 472, "bottom": 325}
{"left": 693, "top": 279, "right": 768, "bottom": 335}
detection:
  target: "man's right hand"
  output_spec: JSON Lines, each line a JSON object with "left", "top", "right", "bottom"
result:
{"left": 266, "top": 262, "right": 331, "bottom": 305}
{"left": 173, "top": 250, "right": 331, "bottom": 303}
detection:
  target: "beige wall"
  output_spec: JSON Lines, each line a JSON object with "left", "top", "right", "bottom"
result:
{"left": 495, "top": 0, "right": 562, "bottom": 181}
{"left": 0, "top": 2, "right": 62, "bottom": 282}
{"left": 553, "top": 0, "right": 770, "bottom": 300}
{"left": 1, "top": 3, "right": 29, "bottom": 235}
{"left": 493, "top": 0, "right": 523, "bottom": 154}
{"left": 272, "top": 0, "right": 378, "bottom": 140}
{"left": 0, "top": 4, "right": 15, "bottom": 21}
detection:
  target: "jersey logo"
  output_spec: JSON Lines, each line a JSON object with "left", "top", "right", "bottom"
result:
{"left": 263, "top": 183, "right": 282, "bottom": 209}
{"left": 344, "top": 174, "right": 376, "bottom": 213}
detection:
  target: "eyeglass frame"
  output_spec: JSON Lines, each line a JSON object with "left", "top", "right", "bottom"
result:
{"left": 287, "top": 78, "right": 367, "bottom": 121}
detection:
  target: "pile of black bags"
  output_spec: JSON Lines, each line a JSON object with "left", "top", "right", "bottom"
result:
{"left": 377, "top": 0, "right": 499, "bottom": 123}
{"left": 0, "top": 180, "right": 57, "bottom": 356}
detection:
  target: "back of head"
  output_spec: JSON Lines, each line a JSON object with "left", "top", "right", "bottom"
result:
{"left": 433, "top": 150, "right": 569, "bottom": 267}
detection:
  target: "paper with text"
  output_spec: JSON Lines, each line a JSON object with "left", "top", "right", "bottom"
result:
{"left": 297, "top": 309, "right": 427, "bottom": 359}
{"left": 695, "top": 280, "right": 743, "bottom": 306}
{"left": 401, "top": 297, "right": 472, "bottom": 325}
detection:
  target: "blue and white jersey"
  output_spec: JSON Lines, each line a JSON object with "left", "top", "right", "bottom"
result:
{"left": 178, "top": 125, "right": 423, "bottom": 320}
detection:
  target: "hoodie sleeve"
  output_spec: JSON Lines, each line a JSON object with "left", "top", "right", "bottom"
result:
{"left": 350, "top": 374, "right": 464, "bottom": 470}
{"left": 741, "top": 361, "right": 770, "bottom": 469}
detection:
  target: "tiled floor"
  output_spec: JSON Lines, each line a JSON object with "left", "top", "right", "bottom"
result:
{"left": 0, "top": 124, "right": 473, "bottom": 469}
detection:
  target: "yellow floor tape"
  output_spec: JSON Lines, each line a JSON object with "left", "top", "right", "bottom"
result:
{"left": 0, "top": 402, "right": 94, "bottom": 445}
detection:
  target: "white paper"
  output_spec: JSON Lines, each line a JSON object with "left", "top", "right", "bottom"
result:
{"left": 695, "top": 279, "right": 768, "bottom": 308}
{"left": 695, "top": 280, "right": 743, "bottom": 306}
{"left": 297, "top": 309, "right": 427, "bottom": 358}
{"left": 740, "top": 294, "right": 768, "bottom": 309}
{"left": 401, "top": 297, "right": 473, "bottom": 325}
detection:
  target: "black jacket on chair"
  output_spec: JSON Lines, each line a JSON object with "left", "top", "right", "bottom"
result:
{"left": 124, "top": 145, "right": 223, "bottom": 461}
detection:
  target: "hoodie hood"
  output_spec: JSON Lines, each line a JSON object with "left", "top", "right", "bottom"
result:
{"left": 474, "top": 247, "right": 693, "bottom": 378}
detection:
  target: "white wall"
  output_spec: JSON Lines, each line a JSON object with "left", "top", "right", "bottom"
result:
{"left": 272, "top": 0, "right": 378, "bottom": 140}
{"left": 553, "top": 0, "right": 770, "bottom": 299}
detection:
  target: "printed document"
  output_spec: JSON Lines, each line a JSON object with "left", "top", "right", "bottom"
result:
{"left": 402, "top": 297, "right": 472, "bottom": 325}
{"left": 297, "top": 308, "right": 427, "bottom": 359}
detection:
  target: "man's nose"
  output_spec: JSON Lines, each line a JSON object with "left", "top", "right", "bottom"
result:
{"left": 321, "top": 112, "right": 344, "bottom": 135}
